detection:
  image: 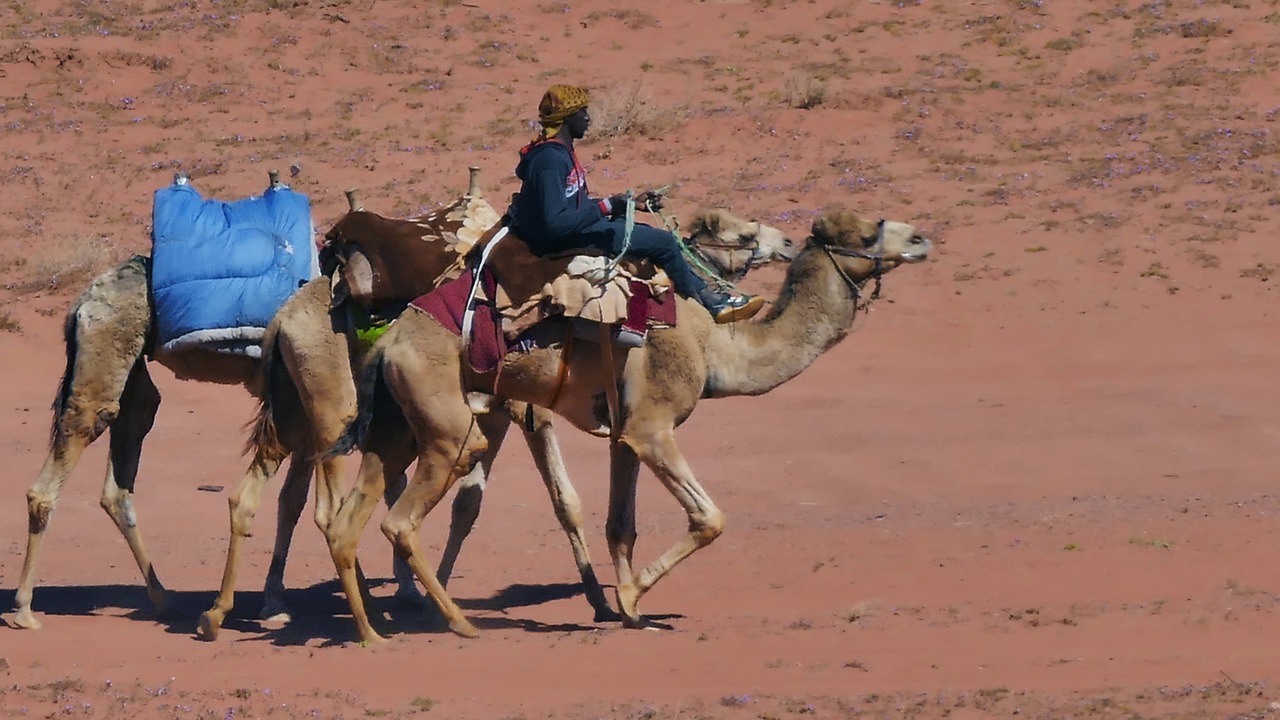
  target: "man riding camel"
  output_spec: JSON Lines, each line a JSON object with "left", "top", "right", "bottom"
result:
{"left": 506, "top": 84, "right": 764, "bottom": 324}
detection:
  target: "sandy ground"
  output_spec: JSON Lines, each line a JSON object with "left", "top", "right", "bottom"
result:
{"left": 3, "top": 0, "right": 1280, "bottom": 717}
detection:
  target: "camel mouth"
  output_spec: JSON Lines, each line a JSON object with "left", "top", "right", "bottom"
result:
{"left": 897, "top": 236, "right": 933, "bottom": 263}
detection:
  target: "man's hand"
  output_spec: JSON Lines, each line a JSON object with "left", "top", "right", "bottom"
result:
{"left": 606, "top": 193, "right": 629, "bottom": 217}
{"left": 636, "top": 189, "right": 666, "bottom": 212}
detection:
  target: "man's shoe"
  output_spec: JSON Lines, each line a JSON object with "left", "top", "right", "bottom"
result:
{"left": 705, "top": 292, "right": 765, "bottom": 324}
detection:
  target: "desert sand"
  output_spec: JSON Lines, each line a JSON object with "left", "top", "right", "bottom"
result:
{"left": 3, "top": 0, "right": 1280, "bottom": 717}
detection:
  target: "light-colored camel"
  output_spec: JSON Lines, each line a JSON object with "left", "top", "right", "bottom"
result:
{"left": 193, "top": 203, "right": 794, "bottom": 640}
{"left": 10, "top": 174, "right": 793, "bottom": 632}
{"left": 322, "top": 209, "right": 932, "bottom": 643}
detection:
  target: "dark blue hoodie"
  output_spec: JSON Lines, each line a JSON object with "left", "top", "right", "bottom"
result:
{"left": 508, "top": 139, "right": 611, "bottom": 254}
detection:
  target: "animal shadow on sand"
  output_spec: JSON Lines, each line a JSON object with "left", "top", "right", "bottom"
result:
{"left": 1, "top": 580, "right": 682, "bottom": 642}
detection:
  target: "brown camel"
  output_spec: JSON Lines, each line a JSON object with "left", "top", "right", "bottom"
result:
{"left": 11, "top": 169, "right": 793, "bottom": 632}
{"left": 322, "top": 209, "right": 933, "bottom": 643}
{"left": 194, "top": 201, "right": 794, "bottom": 640}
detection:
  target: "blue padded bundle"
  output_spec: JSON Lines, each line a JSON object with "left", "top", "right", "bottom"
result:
{"left": 150, "top": 178, "right": 317, "bottom": 356}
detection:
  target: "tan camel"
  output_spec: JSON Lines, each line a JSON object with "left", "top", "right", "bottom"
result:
{"left": 10, "top": 172, "right": 793, "bottom": 632}
{"left": 194, "top": 202, "right": 796, "bottom": 640}
{"left": 321, "top": 209, "right": 932, "bottom": 643}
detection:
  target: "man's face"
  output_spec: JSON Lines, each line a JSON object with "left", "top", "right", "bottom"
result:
{"left": 565, "top": 107, "right": 590, "bottom": 139}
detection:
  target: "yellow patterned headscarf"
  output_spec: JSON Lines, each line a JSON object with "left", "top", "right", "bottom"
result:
{"left": 538, "top": 85, "right": 590, "bottom": 139}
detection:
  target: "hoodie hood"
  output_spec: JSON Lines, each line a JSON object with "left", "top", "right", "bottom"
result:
{"left": 515, "top": 138, "right": 571, "bottom": 182}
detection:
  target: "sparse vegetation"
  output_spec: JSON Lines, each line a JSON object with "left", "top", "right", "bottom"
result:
{"left": 0, "top": 309, "right": 21, "bottom": 333}
{"left": 588, "top": 82, "right": 688, "bottom": 138}
{"left": 1, "top": 0, "right": 1278, "bottom": 716}
{"left": 781, "top": 74, "right": 826, "bottom": 109}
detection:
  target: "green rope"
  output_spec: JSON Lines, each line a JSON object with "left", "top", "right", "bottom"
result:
{"left": 605, "top": 190, "right": 636, "bottom": 278}
{"left": 648, "top": 200, "right": 738, "bottom": 293}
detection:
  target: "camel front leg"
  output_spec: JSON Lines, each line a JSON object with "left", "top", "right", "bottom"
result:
{"left": 97, "top": 363, "right": 166, "bottom": 617}
{"left": 619, "top": 432, "right": 724, "bottom": 626}
{"left": 606, "top": 440, "right": 642, "bottom": 627}
{"left": 521, "top": 404, "right": 617, "bottom": 622}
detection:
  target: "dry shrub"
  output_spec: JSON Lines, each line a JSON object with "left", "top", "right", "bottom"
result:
{"left": 583, "top": 8, "right": 657, "bottom": 29}
{"left": 6, "top": 235, "right": 131, "bottom": 294}
{"left": 0, "top": 309, "right": 20, "bottom": 333}
{"left": 782, "top": 74, "right": 826, "bottom": 109}
{"left": 589, "top": 83, "right": 688, "bottom": 138}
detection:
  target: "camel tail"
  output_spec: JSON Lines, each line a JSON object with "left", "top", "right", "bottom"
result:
{"left": 243, "top": 324, "right": 290, "bottom": 461}
{"left": 49, "top": 302, "right": 83, "bottom": 445}
{"left": 326, "top": 345, "right": 386, "bottom": 459}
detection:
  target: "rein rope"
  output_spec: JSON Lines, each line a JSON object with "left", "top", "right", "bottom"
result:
{"left": 822, "top": 222, "right": 888, "bottom": 314}
{"left": 648, "top": 198, "right": 754, "bottom": 294}
{"left": 601, "top": 190, "right": 636, "bottom": 280}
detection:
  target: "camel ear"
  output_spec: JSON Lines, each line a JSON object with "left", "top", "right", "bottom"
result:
{"left": 318, "top": 242, "right": 340, "bottom": 276}
{"left": 811, "top": 207, "right": 866, "bottom": 247}
{"left": 810, "top": 214, "right": 838, "bottom": 246}
{"left": 689, "top": 208, "right": 721, "bottom": 239}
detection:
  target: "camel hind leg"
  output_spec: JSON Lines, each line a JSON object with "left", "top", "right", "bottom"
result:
{"left": 259, "top": 451, "right": 315, "bottom": 623}
{"left": 435, "top": 409, "right": 513, "bottom": 588}
{"left": 438, "top": 401, "right": 616, "bottom": 622}
{"left": 324, "top": 413, "right": 418, "bottom": 644}
{"left": 13, "top": 266, "right": 152, "bottom": 630}
{"left": 380, "top": 409, "right": 487, "bottom": 640}
{"left": 14, "top": 419, "right": 100, "bottom": 630}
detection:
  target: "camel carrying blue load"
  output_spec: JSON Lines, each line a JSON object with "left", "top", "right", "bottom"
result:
{"left": 150, "top": 172, "right": 319, "bottom": 360}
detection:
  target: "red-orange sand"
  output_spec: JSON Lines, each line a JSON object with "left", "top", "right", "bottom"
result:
{"left": 3, "top": 1, "right": 1280, "bottom": 717}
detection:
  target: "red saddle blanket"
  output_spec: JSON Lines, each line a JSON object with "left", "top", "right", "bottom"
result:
{"left": 410, "top": 268, "right": 506, "bottom": 374}
{"left": 410, "top": 267, "right": 678, "bottom": 374}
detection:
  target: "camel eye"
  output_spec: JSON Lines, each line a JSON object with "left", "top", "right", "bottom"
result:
{"left": 863, "top": 219, "right": 885, "bottom": 247}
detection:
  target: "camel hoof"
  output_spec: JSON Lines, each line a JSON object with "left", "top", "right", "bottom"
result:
{"left": 259, "top": 599, "right": 293, "bottom": 625}
{"left": 394, "top": 588, "right": 428, "bottom": 610}
{"left": 11, "top": 609, "right": 43, "bottom": 630}
{"left": 620, "top": 612, "right": 647, "bottom": 629}
{"left": 259, "top": 612, "right": 291, "bottom": 630}
{"left": 449, "top": 618, "right": 480, "bottom": 639}
{"left": 149, "top": 588, "right": 174, "bottom": 618}
{"left": 615, "top": 583, "right": 642, "bottom": 627}
{"left": 593, "top": 605, "right": 622, "bottom": 623}
{"left": 196, "top": 612, "right": 222, "bottom": 641}
{"left": 358, "top": 632, "right": 390, "bottom": 647}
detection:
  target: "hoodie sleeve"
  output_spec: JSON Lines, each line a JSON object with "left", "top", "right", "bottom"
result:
{"left": 522, "top": 148, "right": 606, "bottom": 239}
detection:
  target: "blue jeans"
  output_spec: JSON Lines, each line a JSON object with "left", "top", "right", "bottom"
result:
{"left": 526, "top": 219, "right": 708, "bottom": 299}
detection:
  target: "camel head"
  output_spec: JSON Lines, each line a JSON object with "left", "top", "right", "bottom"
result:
{"left": 809, "top": 209, "right": 932, "bottom": 284}
{"left": 685, "top": 208, "right": 798, "bottom": 280}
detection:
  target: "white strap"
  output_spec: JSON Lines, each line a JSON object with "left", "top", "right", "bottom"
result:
{"left": 461, "top": 226, "right": 509, "bottom": 358}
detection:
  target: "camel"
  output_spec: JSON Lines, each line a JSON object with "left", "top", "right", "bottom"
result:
{"left": 193, "top": 198, "right": 794, "bottom": 640}
{"left": 321, "top": 209, "right": 932, "bottom": 643}
{"left": 11, "top": 167, "right": 794, "bottom": 633}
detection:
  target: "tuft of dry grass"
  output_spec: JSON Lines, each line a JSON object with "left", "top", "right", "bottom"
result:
{"left": 583, "top": 8, "right": 657, "bottom": 29}
{"left": 782, "top": 74, "right": 827, "bottom": 109}
{"left": 589, "top": 82, "right": 688, "bottom": 138}
{"left": 6, "top": 235, "right": 131, "bottom": 295}
{"left": 0, "top": 309, "right": 21, "bottom": 333}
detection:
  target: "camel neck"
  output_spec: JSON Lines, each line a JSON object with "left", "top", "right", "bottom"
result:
{"left": 701, "top": 248, "right": 862, "bottom": 398}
